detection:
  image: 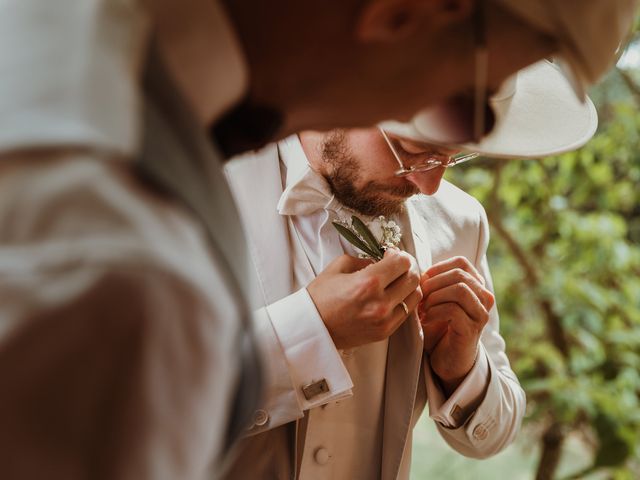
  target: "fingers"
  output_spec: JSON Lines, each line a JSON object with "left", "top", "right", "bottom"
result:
{"left": 422, "top": 283, "right": 488, "bottom": 324}
{"left": 421, "top": 313, "right": 448, "bottom": 353}
{"left": 383, "top": 288, "right": 423, "bottom": 339}
{"left": 364, "top": 249, "right": 415, "bottom": 288}
{"left": 401, "top": 288, "right": 422, "bottom": 316}
{"left": 385, "top": 267, "right": 421, "bottom": 308}
{"left": 421, "top": 267, "right": 494, "bottom": 311}
{"left": 421, "top": 303, "right": 481, "bottom": 340}
{"left": 426, "top": 256, "right": 485, "bottom": 286}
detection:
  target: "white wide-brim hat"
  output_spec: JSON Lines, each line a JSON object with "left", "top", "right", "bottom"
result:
{"left": 380, "top": 60, "right": 598, "bottom": 159}
{"left": 496, "top": 0, "right": 638, "bottom": 100}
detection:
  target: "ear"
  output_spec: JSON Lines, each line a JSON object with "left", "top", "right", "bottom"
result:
{"left": 355, "top": 0, "right": 475, "bottom": 43}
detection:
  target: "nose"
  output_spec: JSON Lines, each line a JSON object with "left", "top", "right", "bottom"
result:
{"left": 405, "top": 167, "right": 446, "bottom": 196}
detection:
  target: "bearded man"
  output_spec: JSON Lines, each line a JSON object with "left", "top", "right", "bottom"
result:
{"left": 223, "top": 61, "right": 598, "bottom": 479}
{"left": 0, "top": 0, "right": 634, "bottom": 477}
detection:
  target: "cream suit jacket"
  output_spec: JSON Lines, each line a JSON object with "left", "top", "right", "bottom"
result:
{"left": 224, "top": 144, "right": 526, "bottom": 479}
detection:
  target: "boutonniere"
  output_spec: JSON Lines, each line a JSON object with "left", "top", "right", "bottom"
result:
{"left": 332, "top": 215, "right": 402, "bottom": 261}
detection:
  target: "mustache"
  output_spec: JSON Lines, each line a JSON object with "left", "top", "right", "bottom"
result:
{"left": 363, "top": 181, "right": 420, "bottom": 198}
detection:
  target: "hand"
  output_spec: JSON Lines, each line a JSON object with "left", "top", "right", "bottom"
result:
{"left": 307, "top": 248, "right": 422, "bottom": 350}
{"left": 419, "top": 256, "right": 495, "bottom": 395}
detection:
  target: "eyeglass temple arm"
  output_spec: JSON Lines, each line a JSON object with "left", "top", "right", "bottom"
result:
{"left": 378, "top": 127, "right": 406, "bottom": 170}
{"left": 448, "top": 152, "right": 479, "bottom": 167}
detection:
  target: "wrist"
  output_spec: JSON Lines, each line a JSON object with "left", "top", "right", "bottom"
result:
{"left": 433, "top": 344, "right": 480, "bottom": 397}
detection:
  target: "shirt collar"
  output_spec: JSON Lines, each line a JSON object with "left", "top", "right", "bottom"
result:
{"left": 277, "top": 135, "right": 341, "bottom": 216}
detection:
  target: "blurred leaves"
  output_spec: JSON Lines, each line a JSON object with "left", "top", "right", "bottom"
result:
{"left": 445, "top": 49, "right": 640, "bottom": 478}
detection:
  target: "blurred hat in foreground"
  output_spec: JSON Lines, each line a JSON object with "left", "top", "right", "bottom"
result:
{"left": 496, "top": 0, "right": 639, "bottom": 99}
{"left": 380, "top": 60, "right": 598, "bottom": 158}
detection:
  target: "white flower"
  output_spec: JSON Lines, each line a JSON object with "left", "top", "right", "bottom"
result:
{"left": 332, "top": 214, "right": 402, "bottom": 261}
{"left": 379, "top": 216, "right": 402, "bottom": 248}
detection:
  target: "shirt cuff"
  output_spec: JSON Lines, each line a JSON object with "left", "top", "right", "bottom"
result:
{"left": 266, "top": 287, "right": 353, "bottom": 410}
{"left": 426, "top": 343, "right": 490, "bottom": 428}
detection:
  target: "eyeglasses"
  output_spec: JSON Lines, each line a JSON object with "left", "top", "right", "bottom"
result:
{"left": 379, "top": 127, "right": 479, "bottom": 177}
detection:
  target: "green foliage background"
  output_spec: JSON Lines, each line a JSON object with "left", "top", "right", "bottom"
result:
{"left": 413, "top": 39, "right": 640, "bottom": 480}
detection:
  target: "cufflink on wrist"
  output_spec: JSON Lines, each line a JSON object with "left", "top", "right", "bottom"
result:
{"left": 302, "top": 378, "right": 330, "bottom": 400}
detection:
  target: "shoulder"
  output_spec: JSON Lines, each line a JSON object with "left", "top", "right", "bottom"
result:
{"left": 408, "top": 180, "right": 489, "bottom": 262}
{"left": 0, "top": 151, "right": 240, "bottom": 322}
{"left": 225, "top": 142, "right": 280, "bottom": 180}
{"left": 409, "top": 180, "right": 486, "bottom": 229}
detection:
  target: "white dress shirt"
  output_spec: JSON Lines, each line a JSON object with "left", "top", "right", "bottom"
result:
{"left": 272, "top": 135, "right": 490, "bottom": 479}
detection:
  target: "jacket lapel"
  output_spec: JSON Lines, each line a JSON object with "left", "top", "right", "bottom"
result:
{"left": 381, "top": 199, "right": 432, "bottom": 480}
{"left": 224, "top": 146, "right": 293, "bottom": 306}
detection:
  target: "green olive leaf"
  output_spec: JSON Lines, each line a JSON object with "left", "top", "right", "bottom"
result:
{"left": 332, "top": 222, "right": 381, "bottom": 259}
{"left": 351, "top": 216, "right": 384, "bottom": 258}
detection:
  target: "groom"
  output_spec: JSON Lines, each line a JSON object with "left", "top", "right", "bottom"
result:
{"left": 223, "top": 61, "right": 598, "bottom": 479}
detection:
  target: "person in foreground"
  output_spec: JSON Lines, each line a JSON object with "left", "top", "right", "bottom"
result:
{"left": 223, "top": 61, "right": 598, "bottom": 479}
{"left": 0, "top": 1, "right": 634, "bottom": 479}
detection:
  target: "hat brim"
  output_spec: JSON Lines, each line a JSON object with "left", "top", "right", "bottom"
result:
{"left": 380, "top": 60, "right": 598, "bottom": 159}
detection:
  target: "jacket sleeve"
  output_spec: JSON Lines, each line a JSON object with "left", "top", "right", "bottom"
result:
{"left": 246, "top": 288, "right": 354, "bottom": 435}
{"left": 425, "top": 204, "right": 526, "bottom": 459}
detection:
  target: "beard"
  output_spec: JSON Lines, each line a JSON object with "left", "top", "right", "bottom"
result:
{"left": 320, "top": 130, "right": 419, "bottom": 217}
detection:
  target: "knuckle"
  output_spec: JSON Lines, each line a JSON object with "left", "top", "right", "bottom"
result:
{"left": 453, "top": 282, "right": 471, "bottom": 296}
{"left": 453, "top": 255, "right": 470, "bottom": 267}
{"left": 395, "top": 252, "right": 412, "bottom": 270}
{"left": 413, "top": 287, "right": 423, "bottom": 303}
{"left": 453, "top": 268, "right": 471, "bottom": 284}
{"left": 356, "top": 275, "right": 380, "bottom": 297}
{"left": 334, "top": 254, "right": 351, "bottom": 268}
{"left": 366, "top": 301, "right": 390, "bottom": 320}
{"left": 407, "top": 270, "right": 420, "bottom": 289}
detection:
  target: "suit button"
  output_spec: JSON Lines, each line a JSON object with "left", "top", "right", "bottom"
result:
{"left": 253, "top": 409, "right": 269, "bottom": 427}
{"left": 472, "top": 424, "right": 488, "bottom": 441}
{"left": 314, "top": 447, "right": 330, "bottom": 465}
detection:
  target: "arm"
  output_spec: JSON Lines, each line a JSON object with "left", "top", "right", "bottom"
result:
{"left": 422, "top": 207, "right": 526, "bottom": 458}
{"left": 246, "top": 288, "right": 354, "bottom": 434}
{"left": 247, "top": 249, "right": 423, "bottom": 435}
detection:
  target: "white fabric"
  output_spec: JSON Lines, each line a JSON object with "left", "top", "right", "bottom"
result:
{"left": 0, "top": 1, "right": 252, "bottom": 478}
{"left": 224, "top": 142, "right": 527, "bottom": 479}
{"left": 264, "top": 288, "right": 354, "bottom": 411}
{"left": 0, "top": 0, "right": 149, "bottom": 156}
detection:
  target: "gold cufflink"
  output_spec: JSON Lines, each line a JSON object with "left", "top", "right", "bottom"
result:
{"left": 302, "top": 379, "right": 330, "bottom": 400}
